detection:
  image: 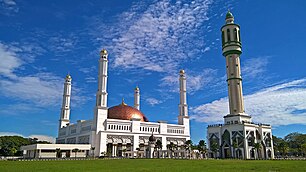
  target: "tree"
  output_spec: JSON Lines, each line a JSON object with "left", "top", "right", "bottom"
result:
{"left": 10, "top": 148, "right": 17, "bottom": 156}
{"left": 253, "top": 143, "right": 262, "bottom": 159}
{"left": 167, "top": 142, "right": 177, "bottom": 158}
{"left": 155, "top": 140, "right": 162, "bottom": 158}
{"left": 278, "top": 141, "right": 289, "bottom": 158}
{"left": 72, "top": 148, "right": 79, "bottom": 158}
{"left": 184, "top": 140, "right": 193, "bottom": 159}
{"left": 232, "top": 140, "right": 238, "bottom": 159}
{"left": 90, "top": 147, "right": 95, "bottom": 157}
{"left": 0, "top": 136, "right": 51, "bottom": 156}
{"left": 301, "top": 143, "right": 306, "bottom": 157}
{"left": 210, "top": 141, "right": 219, "bottom": 158}
{"left": 55, "top": 148, "right": 61, "bottom": 158}
{"left": 197, "top": 140, "right": 207, "bottom": 158}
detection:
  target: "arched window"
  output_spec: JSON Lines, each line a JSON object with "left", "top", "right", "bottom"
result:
{"left": 234, "top": 28, "right": 238, "bottom": 41}
{"left": 238, "top": 30, "right": 241, "bottom": 42}
{"left": 222, "top": 31, "right": 225, "bottom": 44}
{"left": 227, "top": 29, "right": 231, "bottom": 42}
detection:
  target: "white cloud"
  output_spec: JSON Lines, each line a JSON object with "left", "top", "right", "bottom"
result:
{"left": 48, "top": 34, "right": 78, "bottom": 53}
{"left": 0, "top": 132, "right": 23, "bottom": 137}
{"left": 160, "top": 68, "right": 218, "bottom": 94}
{"left": 0, "top": 74, "right": 63, "bottom": 106}
{"left": 191, "top": 78, "right": 306, "bottom": 126}
{"left": 0, "top": 0, "right": 18, "bottom": 14}
{"left": 97, "top": 0, "right": 213, "bottom": 73}
{"left": 146, "top": 97, "right": 163, "bottom": 106}
{"left": 242, "top": 57, "right": 269, "bottom": 79}
{"left": 28, "top": 135, "right": 56, "bottom": 143}
{"left": 0, "top": 42, "right": 85, "bottom": 108}
{"left": 0, "top": 43, "right": 22, "bottom": 78}
{"left": 3, "top": 0, "right": 16, "bottom": 5}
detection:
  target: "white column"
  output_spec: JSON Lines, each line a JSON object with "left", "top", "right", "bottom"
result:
{"left": 59, "top": 74, "right": 72, "bottom": 130}
{"left": 112, "top": 145, "right": 116, "bottom": 157}
{"left": 134, "top": 86, "right": 140, "bottom": 110}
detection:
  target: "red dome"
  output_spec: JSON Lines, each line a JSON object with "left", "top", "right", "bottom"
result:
{"left": 107, "top": 103, "right": 148, "bottom": 122}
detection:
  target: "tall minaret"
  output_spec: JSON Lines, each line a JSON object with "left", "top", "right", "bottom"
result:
{"left": 59, "top": 74, "right": 72, "bottom": 130}
{"left": 221, "top": 11, "right": 250, "bottom": 122}
{"left": 178, "top": 70, "right": 190, "bottom": 137}
{"left": 93, "top": 49, "right": 109, "bottom": 157}
{"left": 134, "top": 86, "right": 140, "bottom": 110}
{"left": 93, "top": 49, "right": 109, "bottom": 131}
{"left": 178, "top": 70, "right": 188, "bottom": 118}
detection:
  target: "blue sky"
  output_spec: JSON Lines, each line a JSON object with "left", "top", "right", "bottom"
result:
{"left": 1, "top": 0, "right": 306, "bottom": 143}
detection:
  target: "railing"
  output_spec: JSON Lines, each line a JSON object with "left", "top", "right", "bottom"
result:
{"left": 139, "top": 123, "right": 160, "bottom": 133}
{"left": 106, "top": 120, "right": 132, "bottom": 132}
{"left": 166, "top": 124, "right": 184, "bottom": 134}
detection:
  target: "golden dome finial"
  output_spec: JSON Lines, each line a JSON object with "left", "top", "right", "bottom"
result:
{"left": 100, "top": 49, "right": 108, "bottom": 57}
{"left": 121, "top": 98, "right": 127, "bottom": 106}
{"left": 179, "top": 69, "right": 185, "bottom": 74}
{"left": 135, "top": 85, "right": 139, "bottom": 91}
{"left": 66, "top": 73, "right": 72, "bottom": 79}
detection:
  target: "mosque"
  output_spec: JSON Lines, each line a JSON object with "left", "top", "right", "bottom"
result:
{"left": 22, "top": 49, "right": 191, "bottom": 158}
{"left": 207, "top": 11, "right": 274, "bottom": 159}
{"left": 21, "top": 11, "right": 274, "bottom": 159}
{"left": 54, "top": 49, "right": 191, "bottom": 158}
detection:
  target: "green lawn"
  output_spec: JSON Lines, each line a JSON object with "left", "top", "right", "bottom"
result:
{"left": 0, "top": 159, "right": 305, "bottom": 172}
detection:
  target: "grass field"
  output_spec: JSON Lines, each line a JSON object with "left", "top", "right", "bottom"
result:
{"left": 1, "top": 159, "right": 306, "bottom": 172}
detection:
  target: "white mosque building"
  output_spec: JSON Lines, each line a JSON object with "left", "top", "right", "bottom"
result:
{"left": 56, "top": 49, "right": 190, "bottom": 158}
{"left": 207, "top": 11, "right": 274, "bottom": 159}
{"left": 22, "top": 49, "right": 190, "bottom": 159}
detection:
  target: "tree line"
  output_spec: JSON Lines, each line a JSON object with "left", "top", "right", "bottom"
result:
{"left": 0, "top": 136, "right": 50, "bottom": 156}
{"left": 273, "top": 132, "right": 306, "bottom": 158}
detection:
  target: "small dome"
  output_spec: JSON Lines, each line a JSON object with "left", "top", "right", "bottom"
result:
{"left": 108, "top": 101, "right": 148, "bottom": 122}
{"left": 179, "top": 70, "right": 185, "bottom": 74}
{"left": 100, "top": 49, "right": 108, "bottom": 56}
{"left": 149, "top": 133, "right": 156, "bottom": 142}
{"left": 66, "top": 74, "right": 72, "bottom": 79}
{"left": 226, "top": 11, "right": 234, "bottom": 19}
{"left": 135, "top": 86, "right": 139, "bottom": 91}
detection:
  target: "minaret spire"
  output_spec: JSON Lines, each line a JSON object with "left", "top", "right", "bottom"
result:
{"left": 221, "top": 11, "right": 250, "bottom": 122}
{"left": 59, "top": 74, "right": 72, "bottom": 129}
{"left": 134, "top": 86, "right": 140, "bottom": 110}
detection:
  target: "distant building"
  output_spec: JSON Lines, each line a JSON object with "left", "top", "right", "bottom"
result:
{"left": 207, "top": 11, "right": 274, "bottom": 159}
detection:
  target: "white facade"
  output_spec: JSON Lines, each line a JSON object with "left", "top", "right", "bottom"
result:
{"left": 21, "top": 144, "right": 91, "bottom": 159}
{"left": 207, "top": 11, "right": 274, "bottom": 159}
{"left": 56, "top": 49, "right": 190, "bottom": 157}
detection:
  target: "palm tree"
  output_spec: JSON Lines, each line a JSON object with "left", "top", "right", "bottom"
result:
{"left": 232, "top": 140, "right": 238, "bottom": 159}
{"left": 72, "top": 148, "right": 79, "bottom": 159}
{"left": 155, "top": 140, "right": 162, "bottom": 158}
{"left": 254, "top": 143, "right": 261, "bottom": 159}
{"left": 210, "top": 142, "right": 219, "bottom": 158}
{"left": 198, "top": 140, "right": 207, "bottom": 158}
{"left": 55, "top": 148, "right": 61, "bottom": 158}
{"left": 90, "top": 147, "right": 95, "bottom": 158}
{"left": 185, "top": 140, "right": 193, "bottom": 159}
{"left": 167, "top": 142, "right": 177, "bottom": 158}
